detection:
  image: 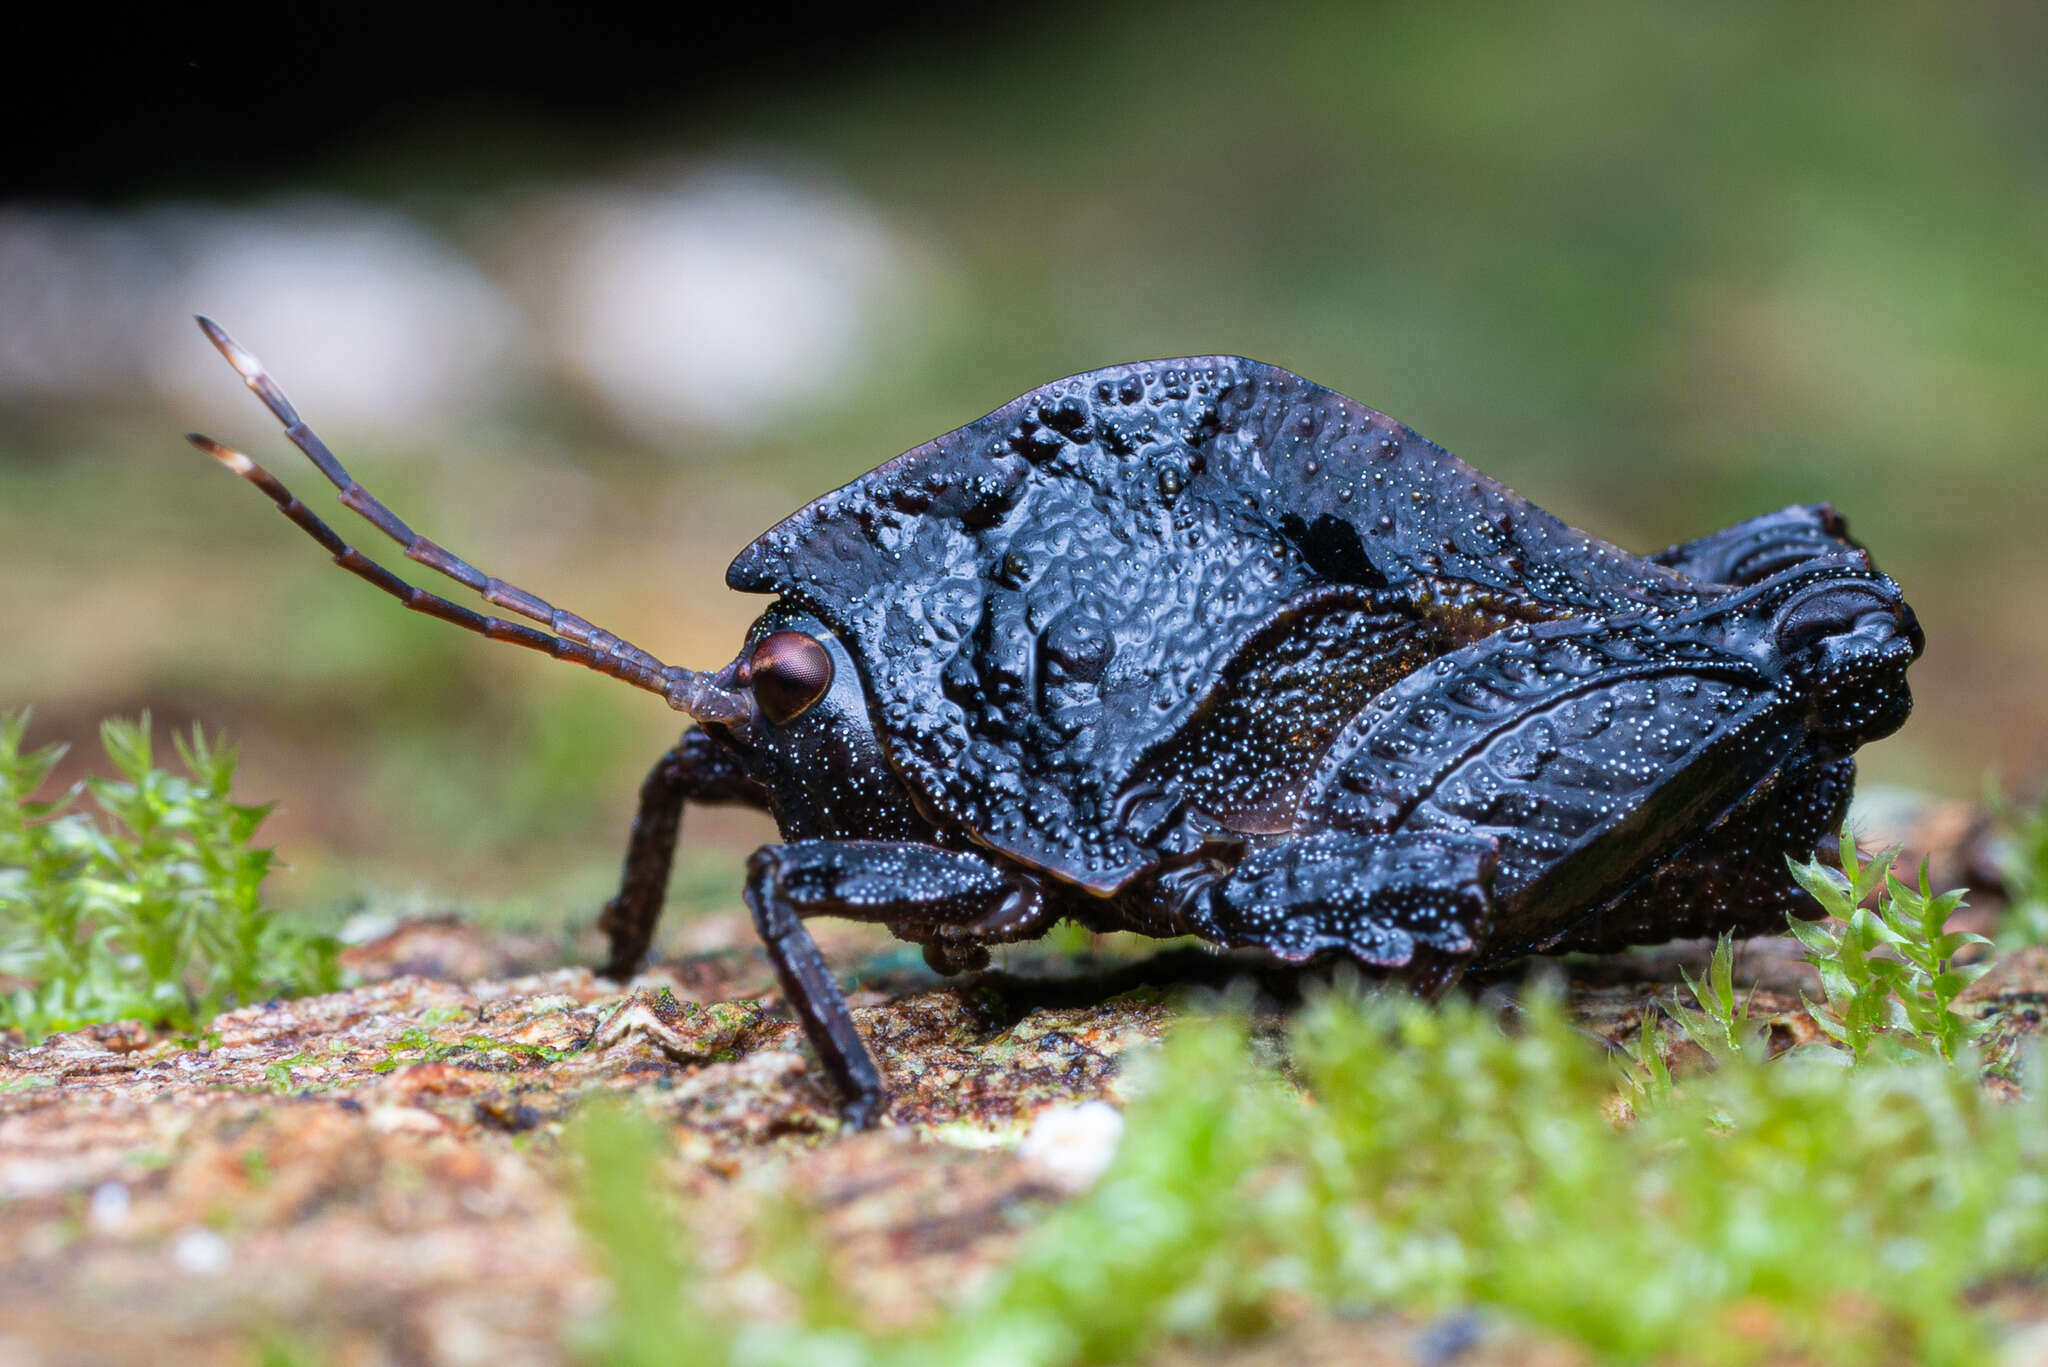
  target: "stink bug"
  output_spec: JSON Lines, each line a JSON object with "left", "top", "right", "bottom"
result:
{"left": 188, "top": 319, "right": 1920, "bottom": 1126}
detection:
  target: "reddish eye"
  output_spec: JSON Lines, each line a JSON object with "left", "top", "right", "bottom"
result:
{"left": 750, "top": 631, "right": 834, "bottom": 724}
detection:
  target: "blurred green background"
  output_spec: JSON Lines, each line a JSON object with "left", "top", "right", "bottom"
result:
{"left": 4, "top": 1, "right": 2043, "bottom": 938}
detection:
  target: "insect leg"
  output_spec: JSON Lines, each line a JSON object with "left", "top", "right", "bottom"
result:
{"left": 1653, "top": 504, "right": 1864, "bottom": 587}
{"left": 599, "top": 728, "right": 768, "bottom": 980}
{"left": 1195, "top": 830, "right": 1499, "bottom": 995}
{"left": 742, "top": 841, "right": 1026, "bottom": 1127}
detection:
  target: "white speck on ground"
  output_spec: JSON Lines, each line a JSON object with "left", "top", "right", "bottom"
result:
{"left": 172, "top": 1228, "right": 231, "bottom": 1277}
{"left": 1017, "top": 1100, "right": 1124, "bottom": 1195}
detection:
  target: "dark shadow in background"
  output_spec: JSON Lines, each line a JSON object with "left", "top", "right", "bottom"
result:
{"left": 15, "top": 8, "right": 1054, "bottom": 201}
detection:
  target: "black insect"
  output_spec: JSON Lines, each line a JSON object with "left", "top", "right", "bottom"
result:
{"left": 187, "top": 319, "right": 1922, "bottom": 1126}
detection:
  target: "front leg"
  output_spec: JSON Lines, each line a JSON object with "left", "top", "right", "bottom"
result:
{"left": 744, "top": 840, "right": 1034, "bottom": 1128}
{"left": 599, "top": 728, "right": 768, "bottom": 979}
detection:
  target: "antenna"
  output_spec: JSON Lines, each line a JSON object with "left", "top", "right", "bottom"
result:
{"left": 186, "top": 317, "right": 752, "bottom": 726}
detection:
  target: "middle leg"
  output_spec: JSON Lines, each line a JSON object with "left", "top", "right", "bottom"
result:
{"left": 743, "top": 840, "right": 1038, "bottom": 1128}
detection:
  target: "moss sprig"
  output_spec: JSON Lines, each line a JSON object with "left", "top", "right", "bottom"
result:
{"left": 0, "top": 709, "right": 339, "bottom": 1041}
{"left": 1786, "top": 827, "right": 1990, "bottom": 1063}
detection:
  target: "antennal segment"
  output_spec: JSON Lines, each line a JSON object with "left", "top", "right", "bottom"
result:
{"left": 193, "top": 315, "right": 662, "bottom": 679}
{"left": 185, "top": 371, "right": 750, "bottom": 725}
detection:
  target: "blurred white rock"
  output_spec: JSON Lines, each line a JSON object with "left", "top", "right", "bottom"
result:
{"left": 502, "top": 164, "right": 917, "bottom": 440}
{"left": 0, "top": 208, "right": 171, "bottom": 401}
{"left": 0, "top": 199, "right": 535, "bottom": 438}
{"left": 170, "top": 1226, "right": 232, "bottom": 1276}
{"left": 2, "top": 167, "right": 935, "bottom": 447}
{"left": 86, "top": 1181, "right": 131, "bottom": 1234}
{"left": 1017, "top": 1099, "right": 1125, "bottom": 1195}
{"left": 145, "top": 199, "right": 537, "bottom": 437}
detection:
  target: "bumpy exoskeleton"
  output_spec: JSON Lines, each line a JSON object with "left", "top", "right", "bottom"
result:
{"left": 187, "top": 323, "right": 1922, "bottom": 1126}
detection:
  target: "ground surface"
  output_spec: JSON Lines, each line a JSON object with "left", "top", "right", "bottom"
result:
{"left": 1, "top": 805, "right": 2041, "bottom": 1367}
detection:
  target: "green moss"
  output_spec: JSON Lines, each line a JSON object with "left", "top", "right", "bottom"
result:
{"left": 0, "top": 709, "right": 340, "bottom": 1041}
{"left": 1786, "top": 830, "right": 1990, "bottom": 1062}
{"left": 572, "top": 979, "right": 2042, "bottom": 1366}
{"left": 564, "top": 1100, "right": 718, "bottom": 1367}
{"left": 565, "top": 826, "right": 2042, "bottom": 1365}
{"left": 1992, "top": 789, "right": 2048, "bottom": 949}
{"left": 264, "top": 1051, "right": 319, "bottom": 1093}
{"left": 367, "top": 1024, "right": 575, "bottom": 1073}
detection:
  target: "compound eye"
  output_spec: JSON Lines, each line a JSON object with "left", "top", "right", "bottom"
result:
{"left": 749, "top": 631, "right": 834, "bottom": 725}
